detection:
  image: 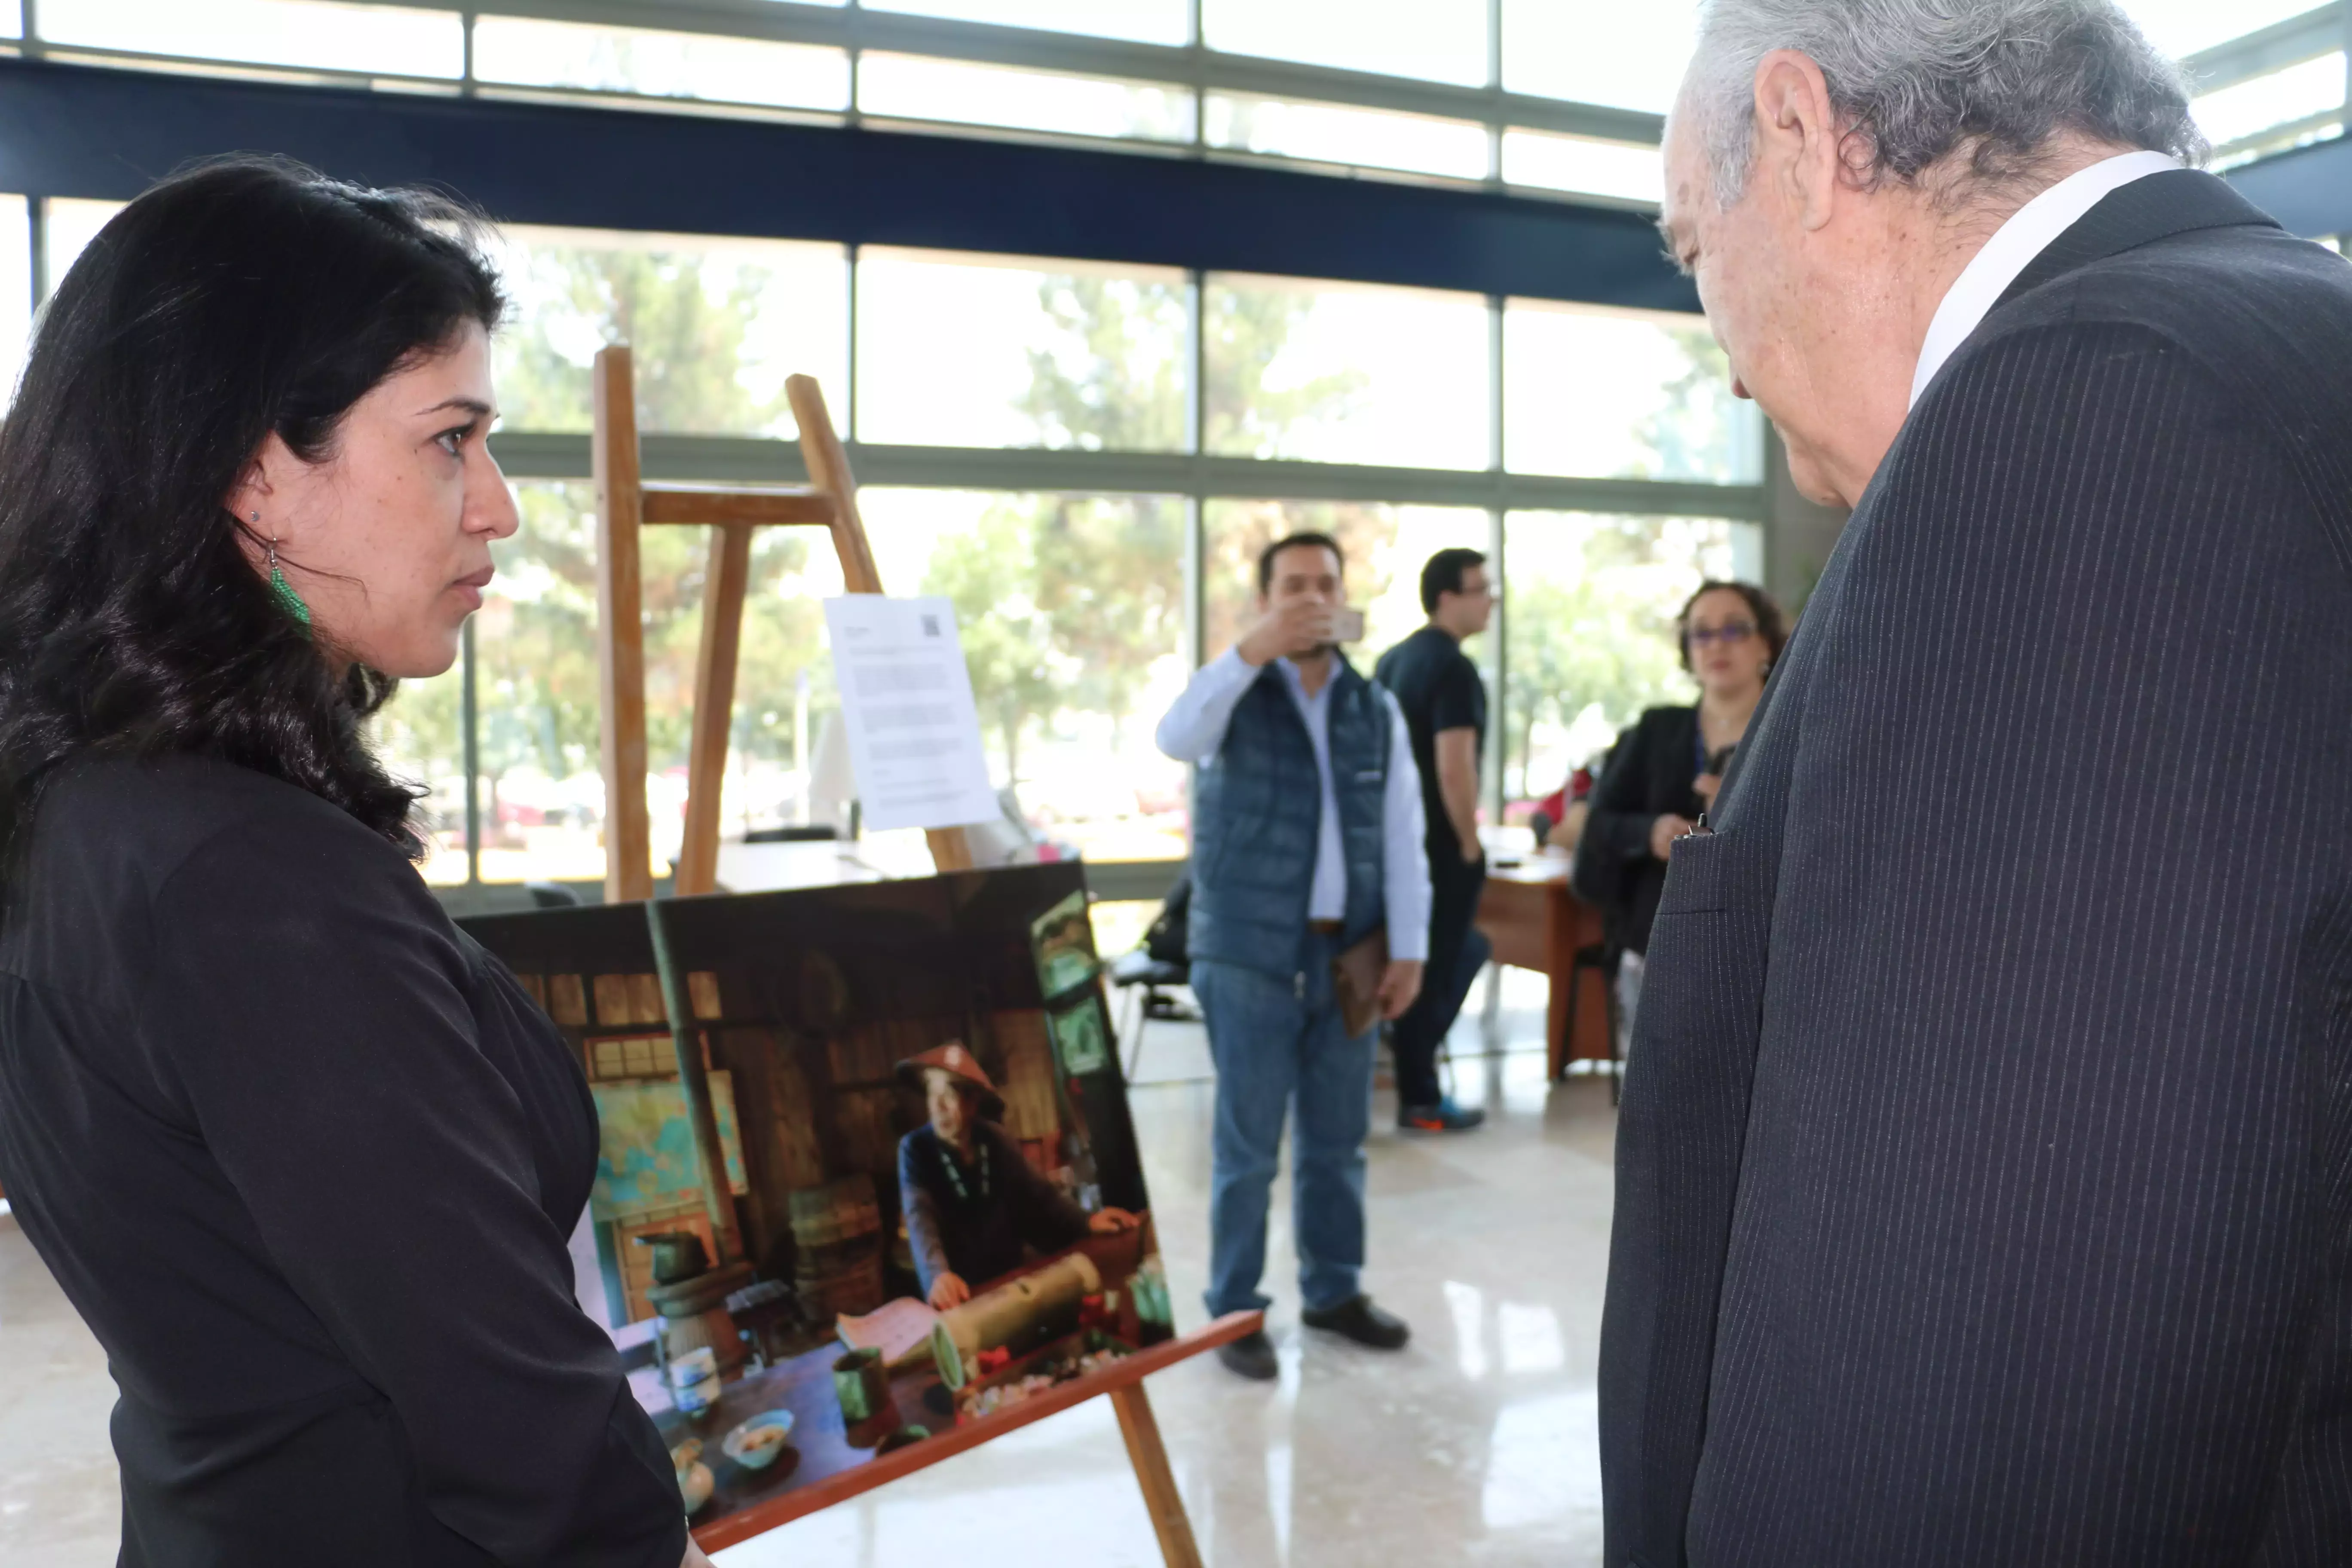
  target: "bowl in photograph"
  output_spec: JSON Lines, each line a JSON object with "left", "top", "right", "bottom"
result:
{"left": 721, "top": 1409, "right": 796, "bottom": 1471}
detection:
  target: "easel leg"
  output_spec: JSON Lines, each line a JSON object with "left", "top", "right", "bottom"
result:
{"left": 1109, "top": 1383, "right": 1203, "bottom": 1568}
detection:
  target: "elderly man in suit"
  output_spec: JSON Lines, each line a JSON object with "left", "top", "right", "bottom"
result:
{"left": 1605, "top": 4, "right": 2352, "bottom": 1566}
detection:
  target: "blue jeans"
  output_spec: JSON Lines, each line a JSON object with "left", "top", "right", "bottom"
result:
{"left": 1191, "top": 931, "right": 1375, "bottom": 1317}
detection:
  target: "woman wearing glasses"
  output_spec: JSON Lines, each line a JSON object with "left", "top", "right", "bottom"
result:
{"left": 1572, "top": 581, "right": 1787, "bottom": 1029}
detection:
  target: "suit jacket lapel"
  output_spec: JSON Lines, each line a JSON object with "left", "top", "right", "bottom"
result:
{"left": 1994, "top": 168, "right": 2281, "bottom": 309}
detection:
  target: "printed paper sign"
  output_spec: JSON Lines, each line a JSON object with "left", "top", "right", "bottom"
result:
{"left": 822, "top": 595, "right": 1001, "bottom": 832}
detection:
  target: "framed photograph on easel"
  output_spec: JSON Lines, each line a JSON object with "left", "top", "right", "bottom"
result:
{"left": 462, "top": 862, "right": 1250, "bottom": 1562}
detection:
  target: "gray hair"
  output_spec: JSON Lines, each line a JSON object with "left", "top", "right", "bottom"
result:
{"left": 1684, "top": 0, "right": 2208, "bottom": 207}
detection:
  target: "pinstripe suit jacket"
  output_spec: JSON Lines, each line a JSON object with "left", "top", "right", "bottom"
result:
{"left": 1601, "top": 170, "right": 2352, "bottom": 1568}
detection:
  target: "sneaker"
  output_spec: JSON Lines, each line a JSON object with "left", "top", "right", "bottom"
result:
{"left": 1398, "top": 1096, "right": 1486, "bottom": 1132}
{"left": 1216, "top": 1329, "right": 1280, "bottom": 1381}
{"left": 1301, "top": 1295, "right": 1410, "bottom": 1350}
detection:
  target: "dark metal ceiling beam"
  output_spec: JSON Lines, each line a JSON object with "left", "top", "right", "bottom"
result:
{"left": 2224, "top": 129, "right": 2352, "bottom": 237}
{"left": 0, "top": 57, "right": 1696, "bottom": 310}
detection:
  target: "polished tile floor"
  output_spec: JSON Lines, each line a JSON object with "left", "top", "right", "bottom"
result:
{"left": 0, "top": 971, "right": 1620, "bottom": 1567}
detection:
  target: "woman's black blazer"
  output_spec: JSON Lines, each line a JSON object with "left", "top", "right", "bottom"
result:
{"left": 1571, "top": 704, "right": 1705, "bottom": 957}
{"left": 0, "top": 755, "right": 684, "bottom": 1566}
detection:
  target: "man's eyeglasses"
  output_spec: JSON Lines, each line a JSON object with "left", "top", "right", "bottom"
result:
{"left": 1688, "top": 622, "right": 1757, "bottom": 647}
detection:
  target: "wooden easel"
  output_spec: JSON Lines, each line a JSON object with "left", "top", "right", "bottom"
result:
{"left": 673, "top": 1302, "right": 1259, "bottom": 1566}
{"left": 592, "top": 344, "right": 977, "bottom": 904}
{"left": 589, "top": 350, "right": 1237, "bottom": 1568}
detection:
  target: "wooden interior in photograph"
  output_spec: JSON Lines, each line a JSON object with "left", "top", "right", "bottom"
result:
{"left": 463, "top": 867, "right": 1247, "bottom": 1568}
{"left": 475, "top": 868, "right": 1145, "bottom": 1321}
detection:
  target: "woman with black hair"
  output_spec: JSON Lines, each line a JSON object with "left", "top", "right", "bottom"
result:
{"left": 1571, "top": 580, "right": 1788, "bottom": 1026}
{"left": 0, "top": 160, "right": 707, "bottom": 1567}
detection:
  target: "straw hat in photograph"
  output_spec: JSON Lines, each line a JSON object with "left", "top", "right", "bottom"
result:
{"left": 895, "top": 1041, "right": 1005, "bottom": 1120}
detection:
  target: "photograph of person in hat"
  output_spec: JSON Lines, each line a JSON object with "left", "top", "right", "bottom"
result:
{"left": 896, "top": 1042, "right": 1137, "bottom": 1310}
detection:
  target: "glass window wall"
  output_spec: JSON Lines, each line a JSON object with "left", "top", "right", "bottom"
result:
{"left": 471, "top": 18, "right": 850, "bottom": 111}
{"left": 1200, "top": 500, "right": 1490, "bottom": 664}
{"left": 0, "top": 197, "right": 28, "bottom": 401}
{"left": 1206, "top": 276, "right": 1491, "bottom": 469}
{"left": 1505, "top": 301, "right": 1760, "bottom": 484}
{"left": 857, "top": 251, "right": 1189, "bottom": 450}
{"left": 865, "top": 0, "right": 1189, "bottom": 48}
{"left": 860, "top": 54, "right": 1194, "bottom": 142}
{"left": 39, "top": 0, "right": 463, "bottom": 77}
{"left": 2119, "top": 0, "right": 2320, "bottom": 58}
{"left": 389, "top": 477, "right": 1199, "bottom": 887}
{"left": 42, "top": 199, "right": 126, "bottom": 294}
{"left": 12, "top": 0, "right": 2331, "bottom": 902}
{"left": 1500, "top": 511, "right": 1743, "bottom": 804}
{"left": 368, "top": 665, "right": 469, "bottom": 886}
{"left": 1502, "top": 130, "right": 1664, "bottom": 205}
{"left": 1502, "top": 0, "right": 1698, "bottom": 115}
{"left": 20, "top": 0, "right": 2340, "bottom": 212}
{"left": 455, "top": 480, "right": 845, "bottom": 888}
{"left": 465, "top": 482, "right": 616, "bottom": 888}
{"left": 15, "top": 218, "right": 1763, "bottom": 890}
{"left": 490, "top": 227, "right": 848, "bottom": 441}
{"left": 1204, "top": 96, "right": 1491, "bottom": 181}
{"left": 2193, "top": 54, "right": 2346, "bottom": 159}
{"left": 862, "top": 488, "right": 1191, "bottom": 863}
{"left": 1204, "top": 0, "right": 1490, "bottom": 88}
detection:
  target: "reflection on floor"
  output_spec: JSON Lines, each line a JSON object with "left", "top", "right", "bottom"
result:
{"left": 0, "top": 968, "right": 1619, "bottom": 1568}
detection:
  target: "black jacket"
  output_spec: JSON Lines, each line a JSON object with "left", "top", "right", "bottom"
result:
{"left": 899, "top": 1120, "right": 1091, "bottom": 1295}
{"left": 1572, "top": 706, "right": 1704, "bottom": 956}
{"left": 0, "top": 757, "right": 682, "bottom": 1567}
{"left": 1602, "top": 171, "right": 2352, "bottom": 1566}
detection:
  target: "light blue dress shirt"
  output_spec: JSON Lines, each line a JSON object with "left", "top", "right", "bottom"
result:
{"left": 1154, "top": 647, "right": 1433, "bottom": 962}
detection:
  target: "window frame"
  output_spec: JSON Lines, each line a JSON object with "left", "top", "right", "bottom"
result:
{"left": 20, "top": 0, "right": 2314, "bottom": 888}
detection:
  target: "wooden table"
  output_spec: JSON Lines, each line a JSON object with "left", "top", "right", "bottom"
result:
{"left": 1475, "top": 852, "right": 1609, "bottom": 1079}
{"left": 711, "top": 834, "right": 937, "bottom": 893}
{"left": 654, "top": 1311, "right": 1260, "bottom": 1560}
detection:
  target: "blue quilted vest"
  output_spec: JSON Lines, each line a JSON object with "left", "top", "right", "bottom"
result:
{"left": 1188, "top": 657, "right": 1391, "bottom": 978}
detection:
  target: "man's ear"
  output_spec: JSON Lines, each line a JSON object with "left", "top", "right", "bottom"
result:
{"left": 1752, "top": 49, "right": 1842, "bottom": 234}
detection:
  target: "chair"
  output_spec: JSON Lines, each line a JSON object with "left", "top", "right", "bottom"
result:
{"left": 1108, "top": 873, "right": 1195, "bottom": 1080}
{"left": 524, "top": 880, "right": 583, "bottom": 909}
{"left": 1111, "top": 948, "right": 1196, "bottom": 1081}
{"left": 1562, "top": 940, "right": 1627, "bottom": 1104}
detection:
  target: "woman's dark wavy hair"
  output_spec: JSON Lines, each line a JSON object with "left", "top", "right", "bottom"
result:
{"left": 1677, "top": 579, "right": 1789, "bottom": 672}
{"left": 0, "top": 156, "right": 505, "bottom": 874}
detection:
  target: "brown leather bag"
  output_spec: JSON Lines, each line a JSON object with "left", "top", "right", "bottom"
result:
{"left": 1331, "top": 931, "right": 1388, "bottom": 1038}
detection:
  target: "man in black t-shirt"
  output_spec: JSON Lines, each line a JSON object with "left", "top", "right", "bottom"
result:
{"left": 1374, "top": 547, "right": 1494, "bottom": 1131}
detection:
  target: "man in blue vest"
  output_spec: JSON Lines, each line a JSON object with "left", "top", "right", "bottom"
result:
{"left": 1155, "top": 531, "right": 1433, "bottom": 1381}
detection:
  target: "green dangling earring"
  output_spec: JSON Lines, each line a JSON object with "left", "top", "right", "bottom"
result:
{"left": 254, "top": 511, "right": 312, "bottom": 634}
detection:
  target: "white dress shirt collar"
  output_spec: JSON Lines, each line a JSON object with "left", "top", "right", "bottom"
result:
{"left": 1908, "top": 150, "right": 2180, "bottom": 409}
